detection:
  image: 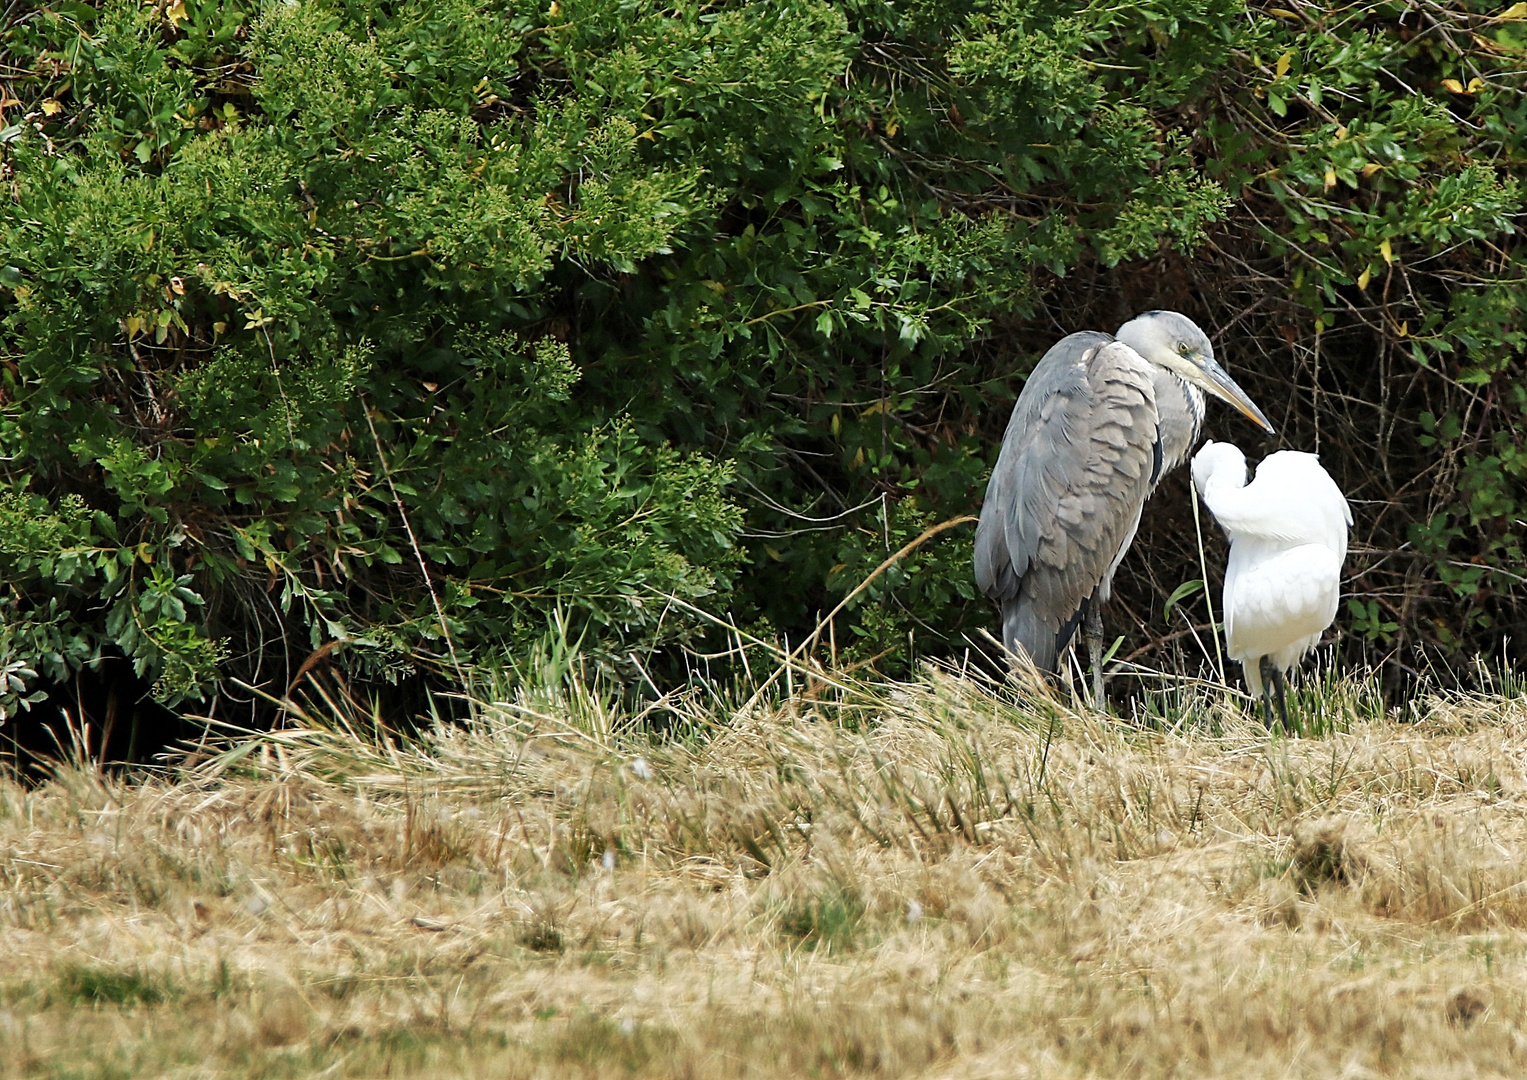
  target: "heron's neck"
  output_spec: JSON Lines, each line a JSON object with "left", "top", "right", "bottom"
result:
{"left": 1153, "top": 369, "right": 1206, "bottom": 475}
{"left": 1178, "top": 374, "right": 1206, "bottom": 436}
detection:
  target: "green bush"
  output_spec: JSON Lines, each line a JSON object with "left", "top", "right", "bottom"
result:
{"left": 0, "top": 0, "right": 1521, "bottom": 719}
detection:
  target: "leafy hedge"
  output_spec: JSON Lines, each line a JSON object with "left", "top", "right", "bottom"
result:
{"left": 0, "top": 0, "right": 1522, "bottom": 725}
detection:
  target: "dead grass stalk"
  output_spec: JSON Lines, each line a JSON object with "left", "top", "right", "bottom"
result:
{"left": 3, "top": 664, "right": 1527, "bottom": 1077}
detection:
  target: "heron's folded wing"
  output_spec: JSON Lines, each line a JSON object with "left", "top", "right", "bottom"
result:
{"left": 975, "top": 331, "right": 1112, "bottom": 602}
{"left": 975, "top": 336, "right": 1158, "bottom": 658}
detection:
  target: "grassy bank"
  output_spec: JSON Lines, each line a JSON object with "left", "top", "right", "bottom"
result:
{"left": 4, "top": 666, "right": 1527, "bottom": 1078}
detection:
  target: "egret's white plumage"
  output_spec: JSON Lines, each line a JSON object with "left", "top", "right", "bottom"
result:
{"left": 1191, "top": 442, "right": 1351, "bottom": 713}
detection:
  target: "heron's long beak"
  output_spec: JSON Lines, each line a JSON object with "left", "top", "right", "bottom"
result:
{"left": 1190, "top": 358, "right": 1276, "bottom": 434}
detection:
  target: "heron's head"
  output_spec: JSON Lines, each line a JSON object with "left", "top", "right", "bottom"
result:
{"left": 1191, "top": 440, "right": 1247, "bottom": 497}
{"left": 1116, "top": 311, "right": 1275, "bottom": 435}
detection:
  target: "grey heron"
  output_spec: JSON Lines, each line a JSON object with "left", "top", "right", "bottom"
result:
{"left": 1191, "top": 441, "right": 1350, "bottom": 730}
{"left": 974, "top": 311, "right": 1275, "bottom": 700}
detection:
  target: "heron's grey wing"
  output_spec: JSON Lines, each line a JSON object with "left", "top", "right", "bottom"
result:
{"left": 975, "top": 335, "right": 1159, "bottom": 670}
{"left": 975, "top": 332, "right": 1113, "bottom": 603}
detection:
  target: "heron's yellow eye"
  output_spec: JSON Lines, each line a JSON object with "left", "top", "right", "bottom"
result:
{"left": 1177, "top": 341, "right": 1191, "bottom": 356}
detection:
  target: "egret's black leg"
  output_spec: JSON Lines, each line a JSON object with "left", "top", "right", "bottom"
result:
{"left": 1271, "top": 665, "right": 1292, "bottom": 734}
{"left": 1258, "top": 656, "right": 1280, "bottom": 730}
{"left": 1085, "top": 602, "right": 1105, "bottom": 709}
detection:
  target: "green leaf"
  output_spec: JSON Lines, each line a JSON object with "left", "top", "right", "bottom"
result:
{"left": 1163, "top": 579, "right": 1204, "bottom": 625}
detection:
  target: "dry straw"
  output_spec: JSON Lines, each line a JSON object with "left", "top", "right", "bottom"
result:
{"left": 3, "top": 654, "right": 1527, "bottom": 1077}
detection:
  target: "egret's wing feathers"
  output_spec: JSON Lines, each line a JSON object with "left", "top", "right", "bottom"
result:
{"left": 1198, "top": 452, "right": 1349, "bottom": 556}
{"left": 1225, "top": 544, "right": 1343, "bottom": 693}
{"left": 975, "top": 335, "right": 1159, "bottom": 669}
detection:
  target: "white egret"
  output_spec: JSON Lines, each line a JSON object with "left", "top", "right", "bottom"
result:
{"left": 1191, "top": 441, "right": 1351, "bottom": 729}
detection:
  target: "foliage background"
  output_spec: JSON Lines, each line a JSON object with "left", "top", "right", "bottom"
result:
{"left": 0, "top": 0, "right": 1522, "bottom": 740}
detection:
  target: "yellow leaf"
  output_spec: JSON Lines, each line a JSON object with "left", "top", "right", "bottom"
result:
{"left": 1380, "top": 237, "right": 1393, "bottom": 264}
{"left": 40, "top": 99, "right": 62, "bottom": 116}
{"left": 1441, "top": 78, "right": 1466, "bottom": 94}
{"left": 1495, "top": 2, "right": 1527, "bottom": 19}
{"left": 166, "top": 0, "right": 188, "bottom": 27}
{"left": 1467, "top": 78, "right": 1486, "bottom": 93}
{"left": 1324, "top": 167, "right": 1337, "bottom": 191}
{"left": 885, "top": 119, "right": 899, "bottom": 137}
{"left": 1398, "top": 321, "right": 1409, "bottom": 337}
{"left": 1357, "top": 266, "right": 1372, "bottom": 290}
{"left": 548, "top": 0, "right": 560, "bottom": 14}
{"left": 1269, "top": 8, "right": 1301, "bottom": 19}
{"left": 1362, "top": 162, "right": 1382, "bottom": 178}
{"left": 1275, "top": 52, "right": 1291, "bottom": 77}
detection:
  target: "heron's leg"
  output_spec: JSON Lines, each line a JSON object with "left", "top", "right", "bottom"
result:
{"left": 1270, "top": 665, "right": 1292, "bottom": 734}
{"left": 1258, "top": 656, "right": 1279, "bottom": 730}
{"left": 1085, "top": 602, "right": 1105, "bottom": 710}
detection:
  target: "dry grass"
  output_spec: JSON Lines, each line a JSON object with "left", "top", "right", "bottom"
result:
{"left": 5, "top": 664, "right": 1527, "bottom": 1078}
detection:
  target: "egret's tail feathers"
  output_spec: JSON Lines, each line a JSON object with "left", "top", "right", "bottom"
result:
{"left": 1242, "top": 655, "right": 1265, "bottom": 697}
